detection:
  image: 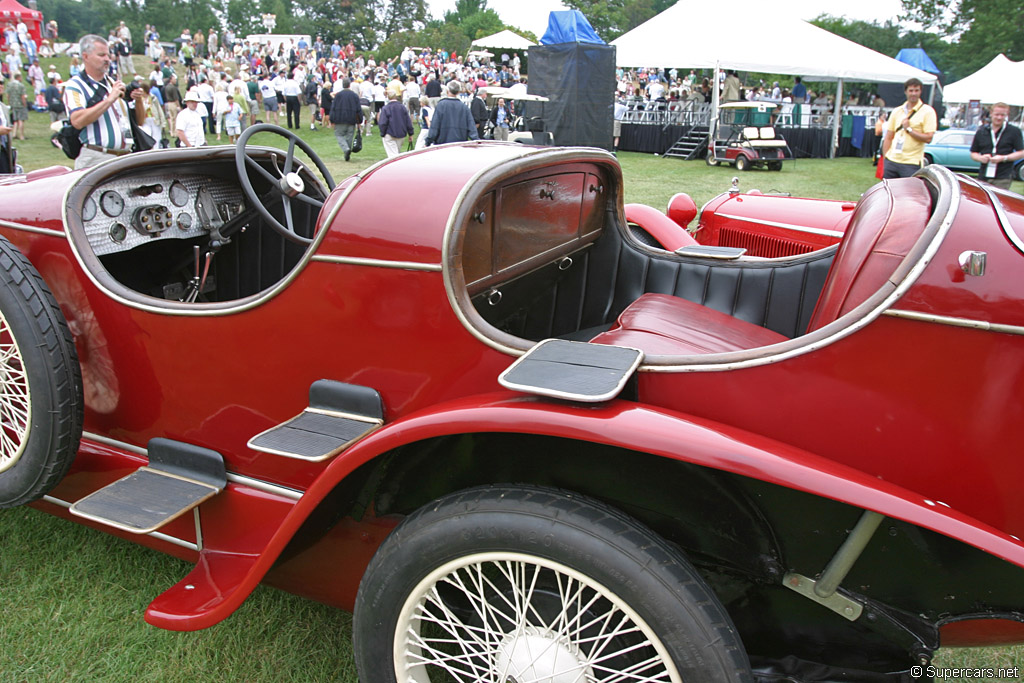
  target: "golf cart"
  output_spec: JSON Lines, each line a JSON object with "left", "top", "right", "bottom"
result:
{"left": 707, "top": 101, "right": 793, "bottom": 171}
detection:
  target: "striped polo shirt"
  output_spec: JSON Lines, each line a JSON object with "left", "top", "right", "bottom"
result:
{"left": 63, "top": 73, "right": 132, "bottom": 150}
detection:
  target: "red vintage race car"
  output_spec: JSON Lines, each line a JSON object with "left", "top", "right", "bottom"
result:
{"left": 2, "top": 126, "right": 1023, "bottom": 682}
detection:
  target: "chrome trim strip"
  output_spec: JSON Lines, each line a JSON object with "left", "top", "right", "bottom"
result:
{"left": 715, "top": 212, "right": 845, "bottom": 238}
{"left": 975, "top": 181, "right": 1024, "bottom": 256}
{"left": 60, "top": 151, "right": 365, "bottom": 317}
{"left": 0, "top": 218, "right": 66, "bottom": 238}
{"left": 41, "top": 494, "right": 200, "bottom": 551}
{"left": 82, "top": 432, "right": 305, "bottom": 500}
{"left": 884, "top": 309, "right": 1024, "bottom": 336}
{"left": 305, "top": 406, "right": 384, "bottom": 423}
{"left": 84, "top": 431, "right": 146, "bottom": 456}
{"left": 310, "top": 254, "right": 442, "bottom": 271}
{"left": 225, "top": 473, "right": 304, "bottom": 501}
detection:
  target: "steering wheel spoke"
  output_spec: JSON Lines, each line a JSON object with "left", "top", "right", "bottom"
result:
{"left": 244, "top": 155, "right": 280, "bottom": 186}
{"left": 235, "top": 124, "right": 336, "bottom": 245}
{"left": 284, "top": 138, "right": 297, "bottom": 175}
{"left": 292, "top": 192, "right": 324, "bottom": 209}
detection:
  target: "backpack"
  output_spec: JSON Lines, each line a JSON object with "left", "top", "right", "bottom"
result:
{"left": 55, "top": 82, "right": 109, "bottom": 160}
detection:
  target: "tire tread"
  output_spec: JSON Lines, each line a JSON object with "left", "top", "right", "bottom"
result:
{"left": 0, "top": 235, "right": 83, "bottom": 508}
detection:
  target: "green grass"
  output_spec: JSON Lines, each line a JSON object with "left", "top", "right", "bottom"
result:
{"left": 3, "top": 55, "right": 1024, "bottom": 683}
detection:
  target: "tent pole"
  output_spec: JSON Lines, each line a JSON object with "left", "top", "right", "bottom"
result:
{"left": 831, "top": 79, "right": 843, "bottom": 160}
{"left": 710, "top": 61, "right": 721, "bottom": 147}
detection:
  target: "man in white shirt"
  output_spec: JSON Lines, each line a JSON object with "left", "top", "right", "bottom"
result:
{"left": 195, "top": 77, "right": 215, "bottom": 133}
{"left": 176, "top": 91, "right": 206, "bottom": 147}
{"left": 359, "top": 77, "right": 375, "bottom": 134}
{"left": 405, "top": 77, "right": 421, "bottom": 119}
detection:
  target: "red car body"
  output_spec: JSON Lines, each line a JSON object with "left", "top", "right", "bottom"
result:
{"left": 1, "top": 138, "right": 1023, "bottom": 682}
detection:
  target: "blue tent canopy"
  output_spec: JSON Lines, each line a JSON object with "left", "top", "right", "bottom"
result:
{"left": 540, "top": 10, "right": 605, "bottom": 45}
{"left": 895, "top": 48, "right": 940, "bottom": 75}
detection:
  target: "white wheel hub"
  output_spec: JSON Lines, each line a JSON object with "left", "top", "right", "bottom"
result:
{"left": 493, "top": 626, "right": 593, "bottom": 683}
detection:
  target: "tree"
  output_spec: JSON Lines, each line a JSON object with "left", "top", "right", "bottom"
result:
{"left": 378, "top": 0, "right": 429, "bottom": 42}
{"left": 900, "top": 0, "right": 1024, "bottom": 77}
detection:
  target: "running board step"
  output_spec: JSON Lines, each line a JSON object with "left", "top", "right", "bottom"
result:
{"left": 247, "top": 380, "right": 384, "bottom": 461}
{"left": 70, "top": 439, "right": 226, "bottom": 534}
{"left": 499, "top": 339, "right": 644, "bottom": 402}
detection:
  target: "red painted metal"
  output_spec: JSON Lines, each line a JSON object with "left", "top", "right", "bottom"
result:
{"left": 1, "top": 144, "right": 1023, "bottom": 649}
{"left": 696, "top": 189, "right": 854, "bottom": 256}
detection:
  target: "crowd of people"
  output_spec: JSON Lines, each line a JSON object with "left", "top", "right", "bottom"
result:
{"left": 4, "top": 24, "right": 1021, "bottom": 190}
{"left": 2, "top": 25, "right": 532, "bottom": 169}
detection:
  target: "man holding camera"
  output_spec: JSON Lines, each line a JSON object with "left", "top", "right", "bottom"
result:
{"left": 63, "top": 34, "right": 146, "bottom": 169}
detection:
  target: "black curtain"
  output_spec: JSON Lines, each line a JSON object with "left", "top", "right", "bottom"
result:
{"left": 527, "top": 43, "right": 616, "bottom": 151}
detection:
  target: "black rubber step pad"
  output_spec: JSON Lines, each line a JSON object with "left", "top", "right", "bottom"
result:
{"left": 248, "top": 411, "right": 381, "bottom": 461}
{"left": 499, "top": 339, "right": 643, "bottom": 402}
{"left": 70, "top": 468, "right": 220, "bottom": 534}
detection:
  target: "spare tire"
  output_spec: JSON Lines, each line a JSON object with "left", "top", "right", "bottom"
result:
{"left": 0, "top": 235, "right": 83, "bottom": 508}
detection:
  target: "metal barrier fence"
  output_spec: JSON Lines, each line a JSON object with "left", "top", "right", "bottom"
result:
{"left": 621, "top": 100, "right": 889, "bottom": 129}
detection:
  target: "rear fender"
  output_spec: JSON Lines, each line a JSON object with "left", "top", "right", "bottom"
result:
{"left": 169, "top": 392, "right": 1024, "bottom": 629}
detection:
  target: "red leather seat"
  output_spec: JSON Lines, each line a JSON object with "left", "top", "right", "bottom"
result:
{"left": 805, "top": 178, "right": 932, "bottom": 332}
{"left": 591, "top": 178, "right": 933, "bottom": 357}
{"left": 591, "top": 293, "right": 786, "bottom": 355}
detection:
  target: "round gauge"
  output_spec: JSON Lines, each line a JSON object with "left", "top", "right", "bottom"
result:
{"left": 100, "top": 190, "right": 125, "bottom": 217}
{"left": 177, "top": 213, "right": 193, "bottom": 231}
{"left": 168, "top": 180, "right": 189, "bottom": 208}
{"left": 109, "top": 222, "right": 127, "bottom": 243}
{"left": 82, "top": 196, "right": 97, "bottom": 222}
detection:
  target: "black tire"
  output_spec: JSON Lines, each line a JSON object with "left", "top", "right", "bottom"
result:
{"left": 922, "top": 154, "right": 933, "bottom": 166}
{"left": 735, "top": 155, "right": 750, "bottom": 172}
{"left": 353, "top": 485, "right": 751, "bottom": 683}
{"left": 706, "top": 151, "right": 719, "bottom": 167}
{"left": 1015, "top": 162, "right": 1024, "bottom": 182}
{"left": 768, "top": 161, "right": 783, "bottom": 172}
{"left": 0, "top": 235, "right": 83, "bottom": 508}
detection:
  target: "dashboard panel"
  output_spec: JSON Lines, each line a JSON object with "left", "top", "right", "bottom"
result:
{"left": 82, "top": 172, "right": 247, "bottom": 256}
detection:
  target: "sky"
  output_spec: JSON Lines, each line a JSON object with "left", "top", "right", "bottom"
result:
{"left": 426, "top": 0, "right": 909, "bottom": 41}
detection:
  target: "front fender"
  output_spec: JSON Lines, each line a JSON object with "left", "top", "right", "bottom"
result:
{"left": 151, "top": 392, "right": 1024, "bottom": 630}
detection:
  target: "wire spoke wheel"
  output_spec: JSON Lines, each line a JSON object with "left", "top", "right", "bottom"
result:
{"left": 354, "top": 486, "right": 751, "bottom": 683}
{"left": 398, "top": 552, "right": 679, "bottom": 683}
{"left": 0, "top": 308, "right": 31, "bottom": 474}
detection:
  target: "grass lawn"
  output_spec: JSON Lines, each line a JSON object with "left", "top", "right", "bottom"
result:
{"left": 2, "top": 56, "right": 1023, "bottom": 683}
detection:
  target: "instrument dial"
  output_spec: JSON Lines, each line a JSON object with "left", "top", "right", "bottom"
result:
{"left": 83, "top": 197, "right": 97, "bottom": 221}
{"left": 177, "top": 213, "right": 193, "bottom": 230}
{"left": 168, "top": 180, "right": 189, "bottom": 207}
{"left": 109, "top": 222, "right": 127, "bottom": 243}
{"left": 100, "top": 190, "right": 125, "bottom": 217}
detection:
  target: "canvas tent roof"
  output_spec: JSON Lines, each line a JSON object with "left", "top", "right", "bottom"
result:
{"left": 943, "top": 54, "right": 1024, "bottom": 107}
{"left": 470, "top": 29, "right": 535, "bottom": 51}
{"left": 0, "top": 0, "right": 42, "bottom": 49}
{"left": 611, "top": 0, "right": 937, "bottom": 84}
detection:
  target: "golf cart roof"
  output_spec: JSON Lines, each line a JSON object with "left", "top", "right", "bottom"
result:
{"left": 720, "top": 102, "right": 778, "bottom": 110}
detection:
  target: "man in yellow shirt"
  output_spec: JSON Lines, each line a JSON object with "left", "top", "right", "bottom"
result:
{"left": 881, "top": 78, "right": 936, "bottom": 179}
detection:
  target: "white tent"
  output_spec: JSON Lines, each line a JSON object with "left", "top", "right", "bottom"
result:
{"left": 471, "top": 29, "right": 535, "bottom": 51}
{"left": 610, "top": 0, "right": 937, "bottom": 157}
{"left": 611, "top": 1, "right": 937, "bottom": 84}
{"left": 943, "top": 54, "right": 1024, "bottom": 106}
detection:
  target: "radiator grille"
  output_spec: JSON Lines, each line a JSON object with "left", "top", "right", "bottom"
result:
{"left": 719, "top": 227, "right": 816, "bottom": 258}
